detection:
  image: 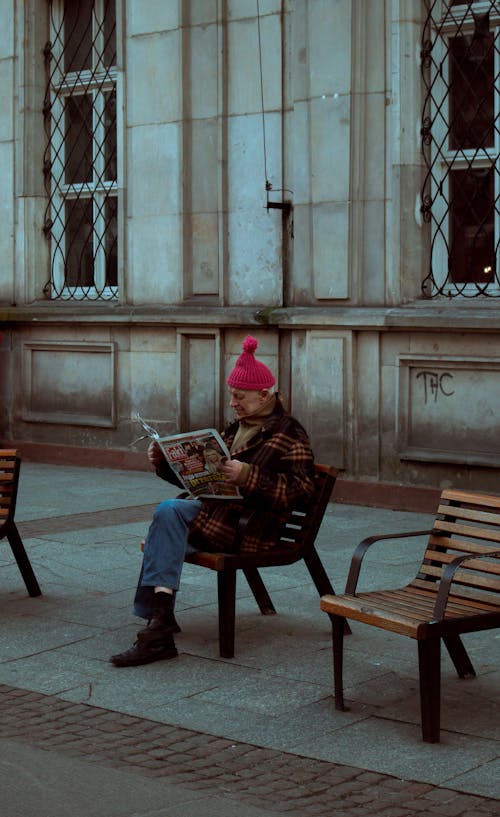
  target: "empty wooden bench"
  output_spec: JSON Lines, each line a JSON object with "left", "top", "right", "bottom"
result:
{"left": 320, "top": 488, "right": 500, "bottom": 742}
{"left": 0, "top": 449, "right": 41, "bottom": 597}
{"left": 185, "top": 463, "right": 346, "bottom": 658}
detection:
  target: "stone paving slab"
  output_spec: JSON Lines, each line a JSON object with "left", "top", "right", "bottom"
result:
{"left": 17, "top": 504, "right": 159, "bottom": 536}
{"left": 1, "top": 684, "right": 499, "bottom": 817}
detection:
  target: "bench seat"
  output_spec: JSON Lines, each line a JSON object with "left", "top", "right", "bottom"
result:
{"left": 329, "top": 584, "right": 500, "bottom": 638}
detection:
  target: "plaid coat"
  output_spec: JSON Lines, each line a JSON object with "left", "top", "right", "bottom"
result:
{"left": 156, "top": 397, "right": 315, "bottom": 554}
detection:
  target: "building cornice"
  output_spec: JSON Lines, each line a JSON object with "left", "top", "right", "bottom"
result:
{"left": 1, "top": 301, "right": 500, "bottom": 332}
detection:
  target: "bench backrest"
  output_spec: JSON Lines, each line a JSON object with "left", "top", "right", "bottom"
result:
{"left": 0, "top": 449, "right": 20, "bottom": 534}
{"left": 276, "top": 463, "right": 338, "bottom": 554}
{"left": 411, "top": 488, "right": 500, "bottom": 608}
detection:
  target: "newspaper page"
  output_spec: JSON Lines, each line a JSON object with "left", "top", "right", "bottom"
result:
{"left": 133, "top": 414, "right": 241, "bottom": 500}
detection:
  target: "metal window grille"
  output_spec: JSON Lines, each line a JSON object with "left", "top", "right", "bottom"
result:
{"left": 421, "top": 1, "right": 500, "bottom": 297}
{"left": 43, "top": 0, "right": 118, "bottom": 300}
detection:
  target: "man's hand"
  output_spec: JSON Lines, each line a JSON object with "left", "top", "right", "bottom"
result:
{"left": 221, "top": 457, "right": 245, "bottom": 484}
{"left": 147, "top": 441, "right": 165, "bottom": 467}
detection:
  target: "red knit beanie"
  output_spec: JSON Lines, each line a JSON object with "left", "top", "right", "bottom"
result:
{"left": 227, "top": 336, "right": 276, "bottom": 390}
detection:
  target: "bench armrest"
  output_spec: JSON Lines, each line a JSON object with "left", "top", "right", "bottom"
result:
{"left": 345, "top": 529, "right": 434, "bottom": 594}
{"left": 234, "top": 507, "right": 256, "bottom": 546}
{"left": 432, "top": 548, "right": 500, "bottom": 620}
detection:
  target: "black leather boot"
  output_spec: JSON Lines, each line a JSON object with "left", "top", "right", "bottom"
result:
{"left": 110, "top": 635, "right": 178, "bottom": 667}
{"left": 136, "top": 591, "right": 181, "bottom": 643}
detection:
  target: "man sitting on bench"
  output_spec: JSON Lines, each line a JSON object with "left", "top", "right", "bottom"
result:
{"left": 111, "top": 336, "right": 315, "bottom": 667}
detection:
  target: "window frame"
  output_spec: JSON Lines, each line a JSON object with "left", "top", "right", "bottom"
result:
{"left": 45, "top": 0, "right": 119, "bottom": 301}
{"left": 422, "top": 0, "right": 500, "bottom": 297}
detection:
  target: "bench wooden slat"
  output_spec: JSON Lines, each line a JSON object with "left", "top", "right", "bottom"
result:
{"left": 440, "top": 489, "right": 500, "bottom": 509}
{"left": 446, "top": 591, "right": 500, "bottom": 610}
{"left": 433, "top": 519, "right": 500, "bottom": 543}
{"left": 414, "top": 571, "right": 500, "bottom": 605}
{"left": 423, "top": 546, "right": 500, "bottom": 573}
{"left": 436, "top": 503, "right": 500, "bottom": 528}
{"left": 0, "top": 469, "right": 15, "bottom": 476}
{"left": 0, "top": 490, "right": 15, "bottom": 504}
{"left": 409, "top": 578, "right": 500, "bottom": 610}
{"left": 418, "top": 560, "right": 500, "bottom": 589}
{"left": 411, "top": 576, "right": 498, "bottom": 607}
{"left": 426, "top": 536, "right": 500, "bottom": 556}
{"left": 443, "top": 567, "right": 500, "bottom": 591}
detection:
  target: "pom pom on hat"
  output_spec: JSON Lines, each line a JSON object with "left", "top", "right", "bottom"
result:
{"left": 242, "top": 336, "right": 258, "bottom": 354}
{"left": 227, "top": 335, "right": 276, "bottom": 390}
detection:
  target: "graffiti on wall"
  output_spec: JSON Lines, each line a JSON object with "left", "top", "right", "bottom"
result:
{"left": 416, "top": 370, "right": 455, "bottom": 403}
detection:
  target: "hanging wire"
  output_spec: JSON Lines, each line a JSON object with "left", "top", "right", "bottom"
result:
{"left": 256, "top": 0, "right": 293, "bottom": 212}
{"left": 256, "top": 0, "right": 270, "bottom": 194}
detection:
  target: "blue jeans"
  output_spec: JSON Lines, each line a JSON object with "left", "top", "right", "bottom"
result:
{"left": 133, "top": 498, "right": 202, "bottom": 619}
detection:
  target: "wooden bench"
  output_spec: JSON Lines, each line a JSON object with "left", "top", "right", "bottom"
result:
{"left": 320, "top": 488, "right": 500, "bottom": 742}
{"left": 0, "top": 449, "right": 42, "bottom": 597}
{"left": 185, "top": 463, "right": 346, "bottom": 658}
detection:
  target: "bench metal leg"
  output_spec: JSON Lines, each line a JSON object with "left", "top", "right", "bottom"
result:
{"left": 443, "top": 635, "right": 476, "bottom": 678}
{"left": 304, "top": 547, "right": 335, "bottom": 596}
{"left": 243, "top": 567, "right": 276, "bottom": 615}
{"left": 332, "top": 614, "right": 348, "bottom": 711}
{"left": 217, "top": 569, "right": 236, "bottom": 659}
{"left": 305, "top": 548, "right": 351, "bottom": 634}
{"left": 6, "top": 522, "right": 42, "bottom": 597}
{"left": 418, "top": 638, "right": 441, "bottom": 743}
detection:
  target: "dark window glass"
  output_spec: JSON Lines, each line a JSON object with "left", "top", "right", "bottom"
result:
{"left": 105, "top": 197, "right": 118, "bottom": 285}
{"left": 104, "top": 88, "right": 117, "bottom": 181}
{"left": 449, "top": 33, "right": 494, "bottom": 149}
{"left": 65, "top": 199, "right": 94, "bottom": 286}
{"left": 64, "top": 0, "right": 93, "bottom": 72}
{"left": 65, "top": 94, "right": 93, "bottom": 184}
{"left": 450, "top": 168, "right": 495, "bottom": 283}
{"left": 103, "top": 0, "right": 117, "bottom": 67}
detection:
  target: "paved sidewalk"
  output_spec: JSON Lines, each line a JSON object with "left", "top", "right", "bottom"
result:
{"left": 0, "top": 462, "right": 499, "bottom": 816}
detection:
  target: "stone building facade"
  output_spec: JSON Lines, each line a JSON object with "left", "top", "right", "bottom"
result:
{"left": 1, "top": 0, "right": 499, "bottom": 506}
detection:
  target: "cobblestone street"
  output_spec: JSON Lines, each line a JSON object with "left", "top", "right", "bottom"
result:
{"left": 1, "top": 684, "right": 498, "bottom": 817}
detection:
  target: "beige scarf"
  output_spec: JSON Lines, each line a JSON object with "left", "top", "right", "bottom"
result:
{"left": 230, "top": 397, "right": 276, "bottom": 453}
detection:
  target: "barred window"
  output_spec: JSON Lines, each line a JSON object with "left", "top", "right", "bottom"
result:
{"left": 421, "top": 1, "right": 500, "bottom": 297}
{"left": 43, "top": 0, "right": 118, "bottom": 300}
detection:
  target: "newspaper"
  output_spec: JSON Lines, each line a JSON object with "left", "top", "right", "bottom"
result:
{"left": 133, "top": 414, "right": 241, "bottom": 500}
